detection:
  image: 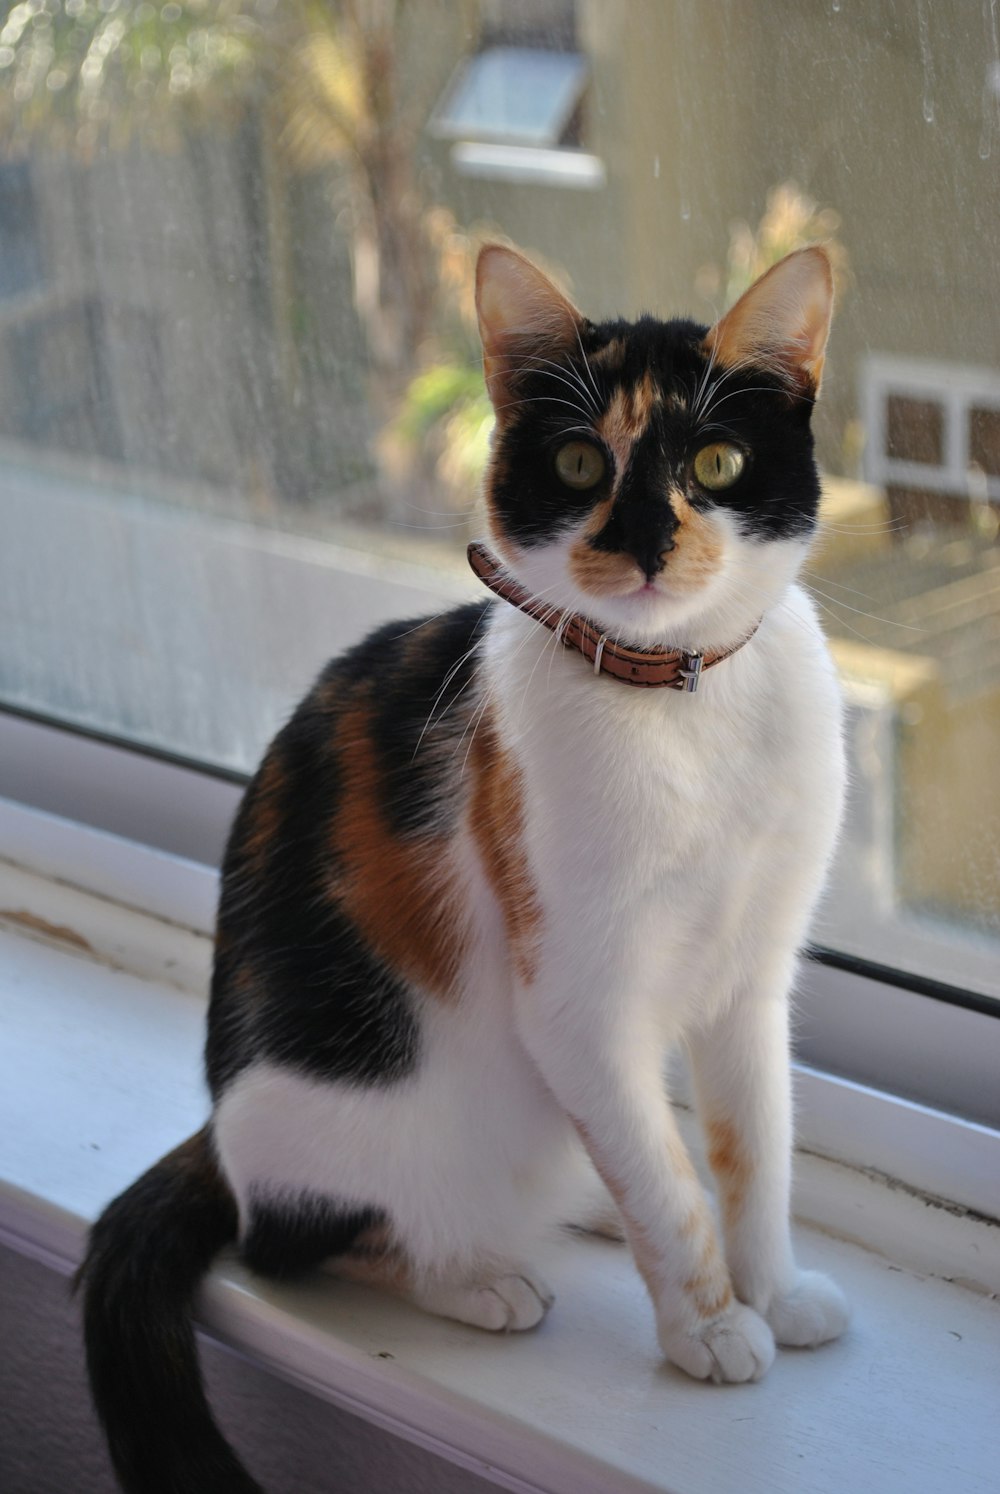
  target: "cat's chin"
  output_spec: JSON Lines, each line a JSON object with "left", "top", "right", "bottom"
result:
{"left": 586, "top": 585, "right": 699, "bottom": 642}
{"left": 569, "top": 582, "right": 755, "bottom": 653}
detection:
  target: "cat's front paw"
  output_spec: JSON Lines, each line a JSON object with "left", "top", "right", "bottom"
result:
{"left": 660, "top": 1303, "right": 775, "bottom": 1384}
{"left": 766, "top": 1269, "right": 848, "bottom": 1348}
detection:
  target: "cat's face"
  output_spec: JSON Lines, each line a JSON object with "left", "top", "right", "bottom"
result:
{"left": 476, "top": 246, "right": 834, "bottom": 649}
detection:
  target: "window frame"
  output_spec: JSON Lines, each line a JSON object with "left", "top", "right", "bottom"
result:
{"left": 862, "top": 353, "right": 1000, "bottom": 500}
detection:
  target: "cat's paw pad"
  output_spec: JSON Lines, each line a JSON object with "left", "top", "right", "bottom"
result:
{"left": 766, "top": 1270, "right": 848, "bottom": 1348}
{"left": 660, "top": 1303, "right": 775, "bottom": 1384}
{"left": 477, "top": 1271, "right": 555, "bottom": 1331}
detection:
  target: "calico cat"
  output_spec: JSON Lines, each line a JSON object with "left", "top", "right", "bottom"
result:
{"left": 80, "top": 242, "right": 848, "bottom": 1494}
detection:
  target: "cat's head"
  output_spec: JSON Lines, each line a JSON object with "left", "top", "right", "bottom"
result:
{"left": 475, "top": 243, "right": 834, "bottom": 650}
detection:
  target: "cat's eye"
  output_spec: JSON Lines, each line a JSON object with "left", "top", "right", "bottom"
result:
{"left": 693, "top": 442, "right": 746, "bottom": 491}
{"left": 554, "top": 441, "right": 606, "bottom": 490}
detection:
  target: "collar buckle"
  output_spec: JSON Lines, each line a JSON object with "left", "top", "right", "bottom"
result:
{"left": 678, "top": 650, "right": 704, "bottom": 693}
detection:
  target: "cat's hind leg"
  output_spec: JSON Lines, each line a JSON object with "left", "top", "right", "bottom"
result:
{"left": 337, "top": 1245, "right": 555, "bottom": 1332}
{"left": 241, "top": 1191, "right": 554, "bottom": 1333}
{"left": 403, "top": 1272, "right": 555, "bottom": 1331}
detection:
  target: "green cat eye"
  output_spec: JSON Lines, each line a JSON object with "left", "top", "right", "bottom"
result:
{"left": 554, "top": 441, "right": 606, "bottom": 490}
{"left": 693, "top": 442, "right": 746, "bottom": 491}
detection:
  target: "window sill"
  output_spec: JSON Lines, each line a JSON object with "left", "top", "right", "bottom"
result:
{"left": 2, "top": 829, "right": 999, "bottom": 1494}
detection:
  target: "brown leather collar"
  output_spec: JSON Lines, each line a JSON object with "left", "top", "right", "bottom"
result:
{"left": 468, "top": 541, "right": 758, "bottom": 691}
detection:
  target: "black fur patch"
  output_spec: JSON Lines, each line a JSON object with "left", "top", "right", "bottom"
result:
{"left": 206, "top": 601, "right": 492, "bottom": 1096}
{"left": 241, "top": 1192, "right": 386, "bottom": 1279}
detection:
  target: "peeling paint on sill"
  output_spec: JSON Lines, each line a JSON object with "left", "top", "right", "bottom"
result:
{"left": 0, "top": 908, "right": 95, "bottom": 954}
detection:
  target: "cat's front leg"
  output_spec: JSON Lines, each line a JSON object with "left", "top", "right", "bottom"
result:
{"left": 687, "top": 985, "right": 849, "bottom": 1349}
{"left": 514, "top": 980, "right": 775, "bottom": 1383}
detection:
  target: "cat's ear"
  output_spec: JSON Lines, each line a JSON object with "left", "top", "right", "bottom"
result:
{"left": 704, "top": 246, "right": 834, "bottom": 396}
{"left": 476, "top": 245, "right": 585, "bottom": 420}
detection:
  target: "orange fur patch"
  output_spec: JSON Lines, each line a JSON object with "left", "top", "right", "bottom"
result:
{"left": 332, "top": 1220, "right": 412, "bottom": 1292}
{"left": 706, "top": 1117, "right": 754, "bottom": 1223}
{"left": 682, "top": 1226, "right": 734, "bottom": 1319}
{"left": 666, "top": 490, "right": 724, "bottom": 593}
{"left": 596, "top": 373, "right": 660, "bottom": 480}
{"left": 331, "top": 699, "right": 467, "bottom": 1001}
{"left": 468, "top": 711, "right": 542, "bottom": 985}
{"left": 684, "top": 1274, "right": 734, "bottom": 1320}
{"left": 567, "top": 532, "right": 640, "bottom": 596}
{"left": 241, "top": 750, "right": 288, "bottom": 873}
{"left": 591, "top": 337, "right": 626, "bottom": 372}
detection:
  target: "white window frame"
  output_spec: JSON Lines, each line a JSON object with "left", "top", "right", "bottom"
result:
{"left": 861, "top": 353, "right": 1000, "bottom": 501}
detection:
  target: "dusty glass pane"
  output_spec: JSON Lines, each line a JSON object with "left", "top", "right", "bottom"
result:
{"left": 0, "top": 0, "right": 997, "bottom": 997}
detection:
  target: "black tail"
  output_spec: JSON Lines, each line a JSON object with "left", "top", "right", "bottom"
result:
{"left": 78, "top": 1127, "right": 263, "bottom": 1494}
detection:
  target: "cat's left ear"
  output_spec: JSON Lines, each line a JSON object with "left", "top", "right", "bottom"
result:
{"left": 704, "top": 246, "right": 834, "bottom": 397}
{"left": 476, "top": 245, "right": 585, "bottom": 421}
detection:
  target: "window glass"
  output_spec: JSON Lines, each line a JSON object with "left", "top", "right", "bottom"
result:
{"left": 1, "top": 0, "right": 997, "bottom": 997}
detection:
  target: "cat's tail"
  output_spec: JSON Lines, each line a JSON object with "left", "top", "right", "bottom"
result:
{"left": 78, "top": 1125, "right": 262, "bottom": 1494}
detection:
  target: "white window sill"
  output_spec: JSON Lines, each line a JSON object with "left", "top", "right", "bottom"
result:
{"left": 2, "top": 834, "right": 999, "bottom": 1494}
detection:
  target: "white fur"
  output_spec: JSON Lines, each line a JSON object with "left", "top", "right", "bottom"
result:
{"left": 213, "top": 504, "right": 849, "bottom": 1380}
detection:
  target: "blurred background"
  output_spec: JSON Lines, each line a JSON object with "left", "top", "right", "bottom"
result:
{"left": 0, "top": 0, "right": 998, "bottom": 996}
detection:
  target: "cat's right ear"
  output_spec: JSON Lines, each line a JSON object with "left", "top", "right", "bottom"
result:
{"left": 476, "top": 245, "right": 585, "bottom": 422}
{"left": 703, "top": 247, "right": 834, "bottom": 397}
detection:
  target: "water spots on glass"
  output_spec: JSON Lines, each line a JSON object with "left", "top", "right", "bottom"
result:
{"left": 917, "top": 0, "right": 935, "bottom": 124}
{"left": 980, "top": 25, "right": 1000, "bottom": 160}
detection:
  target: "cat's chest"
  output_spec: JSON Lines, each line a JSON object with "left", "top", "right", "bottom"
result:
{"left": 531, "top": 688, "right": 775, "bottom": 872}
{"left": 491, "top": 616, "right": 834, "bottom": 891}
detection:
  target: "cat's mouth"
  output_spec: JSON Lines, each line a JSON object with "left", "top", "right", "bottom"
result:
{"left": 617, "top": 572, "right": 673, "bottom": 604}
{"left": 574, "top": 568, "right": 678, "bottom": 609}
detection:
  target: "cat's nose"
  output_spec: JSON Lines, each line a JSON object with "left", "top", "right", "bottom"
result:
{"left": 636, "top": 537, "right": 676, "bottom": 581}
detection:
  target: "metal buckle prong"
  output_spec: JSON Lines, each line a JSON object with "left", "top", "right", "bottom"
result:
{"left": 593, "top": 634, "right": 609, "bottom": 675}
{"left": 678, "top": 650, "right": 703, "bottom": 692}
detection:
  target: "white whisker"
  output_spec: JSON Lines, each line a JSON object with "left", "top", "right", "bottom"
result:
{"left": 804, "top": 583, "right": 927, "bottom": 633}
{"left": 574, "top": 326, "right": 603, "bottom": 407}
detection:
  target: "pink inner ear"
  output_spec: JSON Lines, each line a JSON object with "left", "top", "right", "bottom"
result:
{"left": 704, "top": 247, "right": 834, "bottom": 394}
{"left": 475, "top": 245, "right": 579, "bottom": 370}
